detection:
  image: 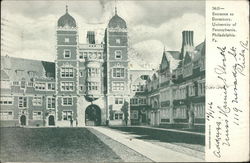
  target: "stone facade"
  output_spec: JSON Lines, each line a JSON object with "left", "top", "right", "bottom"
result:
{"left": 0, "top": 8, "right": 205, "bottom": 129}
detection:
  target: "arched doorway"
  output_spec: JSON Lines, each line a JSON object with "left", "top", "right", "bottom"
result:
{"left": 48, "top": 115, "right": 55, "bottom": 126}
{"left": 20, "top": 115, "right": 26, "bottom": 126}
{"left": 85, "top": 104, "right": 101, "bottom": 126}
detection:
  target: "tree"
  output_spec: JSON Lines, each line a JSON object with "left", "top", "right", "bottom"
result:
{"left": 121, "top": 101, "right": 129, "bottom": 126}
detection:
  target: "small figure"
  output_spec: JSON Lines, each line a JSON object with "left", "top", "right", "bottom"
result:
{"left": 70, "top": 117, "right": 73, "bottom": 127}
{"left": 76, "top": 118, "right": 78, "bottom": 127}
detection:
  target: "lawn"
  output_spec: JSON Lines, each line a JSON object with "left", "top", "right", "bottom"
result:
{"left": 0, "top": 127, "right": 122, "bottom": 162}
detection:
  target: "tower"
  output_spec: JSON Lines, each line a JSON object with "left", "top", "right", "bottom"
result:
{"left": 55, "top": 6, "right": 79, "bottom": 126}
{"left": 104, "top": 8, "right": 130, "bottom": 125}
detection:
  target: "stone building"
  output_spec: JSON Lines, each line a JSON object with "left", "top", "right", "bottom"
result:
{"left": 146, "top": 31, "right": 205, "bottom": 129}
{"left": 0, "top": 7, "right": 134, "bottom": 127}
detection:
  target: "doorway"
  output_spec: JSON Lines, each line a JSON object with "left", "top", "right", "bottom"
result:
{"left": 20, "top": 115, "right": 26, "bottom": 126}
{"left": 85, "top": 104, "right": 101, "bottom": 126}
{"left": 48, "top": 115, "right": 55, "bottom": 126}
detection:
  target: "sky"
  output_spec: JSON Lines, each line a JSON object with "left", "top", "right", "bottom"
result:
{"left": 1, "top": 0, "right": 205, "bottom": 69}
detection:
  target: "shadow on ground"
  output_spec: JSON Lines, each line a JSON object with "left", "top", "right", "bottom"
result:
{"left": 110, "top": 127, "right": 205, "bottom": 152}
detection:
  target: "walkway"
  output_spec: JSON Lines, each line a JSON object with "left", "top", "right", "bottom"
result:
{"left": 135, "top": 125, "right": 205, "bottom": 136}
{"left": 92, "top": 126, "right": 204, "bottom": 162}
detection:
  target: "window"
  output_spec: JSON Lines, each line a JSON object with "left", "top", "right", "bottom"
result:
{"left": 114, "top": 113, "right": 123, "bottom": 120}
{"left": 194, "top": 104, "right": 205, "bottom": 118}
{"left": 0, "top": 111, "right": 13, "bottom": 120}
{"left": 47, "top": 83, "right": 55, "bottom": 90}
{"left": 33, "top": 111, "right": 42, "bottom": 120}
{"left": 116, "top": 38, "right": 121, "bottom": 44}
{"left": 33, "top": 97, "right": 42, "bottom": 106}
{"left": 35, "top": 82, "right": 46, "bottom": 90}
{"left": 115, "top": 50, "right": 122, "bottom": 59}
{"left": 61, "top": 67, "right": 74, "bottom": 78}
{"left": 189, "top": 84, "right": 195, "bottom": 96}
{"left": 18, "top": 97, "right": 28, "bottom": 108}
{"left": 174, "top": 107, "right": 187, "bottom": 118}
{"left": 28, "top": 71, "right": 36, "bottom": 77}
{"left": 79, "top": 85, "right": 84, "bottom": 91}
{"left": 64, "top": 50, "right": 71, "bottom": 58}
{"left": 21, "top": 80, "right": 26, "bottom": 89}
{"left": 115, "top": 98, "right": 123, "bottom": 105}
{"left": 0, "top": 97, "right": 13, "bottom": 105}
{"left": 112, "top": 68, "right": 125, "bottom": 78}
{"left": 132, "top": 84, "right": 144, "bottom": 92}
{"left": 13, "top": 81, "right": 19, "bottom": 86}
{"left": 198, "top": 82, "right": 205, "bottom": 96}
{"left": 63, "top": 111, "right": 72, "bottom": 120}
{"left": 139, "top": 98, "right": 147, "bottom": 105}
{"left": 130, "top": 98, "right": 138, "bottom": 105}
{"left": 87, "top": 82, "right": 98, "bottom": 91}
{"left": 180, "top": 87, "right": 186, "bottom": 99}
{"left": 63, "top": 97, "right": 73, "bottom": 106}
{"left": 79, "top": 52, "right": 84, "bottom": 59}
{"left": 27, "top": 82, "right": 34, "bottom": 87}
{"left": 131, "top": 110, "right": 138, "bottom": 119}
{"left": 65, "top": 38, "right": 69, "bottom": 43}
{"left": 112, "top": 82, "right": 125, "bottom": 91}
{"left": 47, "top": 97, "right": 55, "bottom": 109}
{"left": 61, "top": 82, "right": 74, "bottom": 91}
{"left": 87, "top": 68, "right": 99, "bottom": 77}
{"left": 80, "top": 71, "right": 84, "bottom": 77}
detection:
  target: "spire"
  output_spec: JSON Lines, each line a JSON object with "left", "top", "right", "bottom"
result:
{"left": 115, "top": 0, "right": 117, "bottom": 15}
{"left": 66, "top": 5, "right": 68, "bottom": 13}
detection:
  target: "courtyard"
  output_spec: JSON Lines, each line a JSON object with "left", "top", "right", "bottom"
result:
{"left": 0, "top": 127, "right": 123, "bottom": 162}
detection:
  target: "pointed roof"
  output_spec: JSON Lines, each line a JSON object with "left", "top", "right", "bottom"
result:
{"left": 108, "top": 7, "right": 127, "bottom": 29}
{"left": 1, "top": 56, "right": 55, "bottom": 81}
{"left": 160, "top": 50, "right": 181, "bottom": 72}
{"left": 57, "top": 5, "right": 76, "bottom": 28}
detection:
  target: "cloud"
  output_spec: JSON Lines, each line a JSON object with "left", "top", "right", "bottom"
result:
{"left": 1, "top": 1, "right": 205, "bottom": 67}
{"left": 132, "top": 40, "right": 165, "bottom": 68}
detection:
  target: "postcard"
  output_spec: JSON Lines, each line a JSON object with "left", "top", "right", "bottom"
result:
{"left": 0, "top": 0, "right": 249, "bottom": 162}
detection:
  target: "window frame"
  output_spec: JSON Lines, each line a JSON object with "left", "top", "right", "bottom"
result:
{"left": 33, "top": 96, "right": 43, "bottom": 106}
{"left": 64, "top": 49, "right": 71, "bottom": 58}
{"left": 112, "top": 81, "right": 125, "bottom": 91}
{"left": 47, "top": 97, "right": 55, "bottom": 109}
{"left": 62, "top": 97, "right": 73, "bottom": 106}
{"left": 61, "top": 82, "right": 74, "bottom": 91}
{"left": 115, "top": 50, "right": 122, "bottom": 59}
{"left": 18, "top": 97, "right": 28, "bottom": 108}
{"left": 112, "top": 68, "right": 125, "bottom": 78}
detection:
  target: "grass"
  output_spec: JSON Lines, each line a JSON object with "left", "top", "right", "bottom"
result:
{"left": 0, "top": 127, "right": 122, "bottom": 162}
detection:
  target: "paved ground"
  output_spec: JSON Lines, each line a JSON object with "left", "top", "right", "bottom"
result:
{"left": 93, "top": 126, "right": 204, "bottom": 162}
{"left": 111, "top": 126, "right": 205, "bottom": 153}
{"left": 0, "top": 127, "right": 123, "bottom": 162}
{"left": 88, "top": 128, "right": 152, "bottom": 162}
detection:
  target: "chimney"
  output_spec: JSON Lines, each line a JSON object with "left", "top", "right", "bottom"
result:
{"left": 180, "top": 31, "right": 194, "bottom": 59}
{"left": 87, "top": 31, "right": 95, "bottom": 44}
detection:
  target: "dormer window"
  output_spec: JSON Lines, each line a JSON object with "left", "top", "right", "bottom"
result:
{"left": 64, "top": 50, "right": 71, "bottom": 58}
{"left": 65, "top": 38, "right": 69, "bottom": 43}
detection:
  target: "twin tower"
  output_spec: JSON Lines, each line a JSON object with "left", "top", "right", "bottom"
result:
{"left": 55, "top": 6, "right": 130, "bottom": 126}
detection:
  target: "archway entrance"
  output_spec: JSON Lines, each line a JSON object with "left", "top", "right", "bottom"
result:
{"left": 85, "top": 104, "right": 101, "bottom": 126}
{"left": 48, "top": 115, "right": 55, "bottom": 126}
{"left": 20, "top": 115, "right": 26, "bottom": 126}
